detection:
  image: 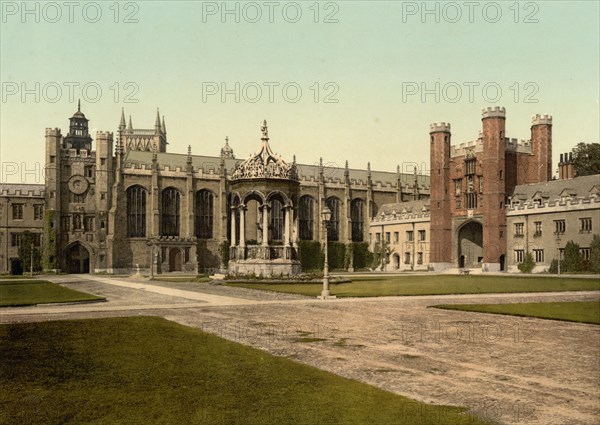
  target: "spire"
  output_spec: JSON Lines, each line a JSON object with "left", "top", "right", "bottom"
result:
{"left": 162, "top": 115, "right": 166, "bottom": 134}
{"left": 155, "top": 108, "right": 161, "bottom": 133}
{"left": 396, "top": 164, "right": 400, "bottom": 176}
{"left": 119, "top": 107, "right": 126, "bottom": 129}
{"left": 344, "top": 160, "right": 349, "bottom": 179}
{"left": 367, "top": 162, "right": 372, "bottom": 182}
{"left": 128, "top": 115, "right": 133, "bottom": 131}
{"left": 187, "top": 145, "right": 192, "bottom": 166}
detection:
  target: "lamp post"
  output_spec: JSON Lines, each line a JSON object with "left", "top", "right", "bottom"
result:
{"left": 319, "top": 206, "right": 336, "bottom": 300}
{"left": 145, "top": 239, "right": 155, "bottom": 279}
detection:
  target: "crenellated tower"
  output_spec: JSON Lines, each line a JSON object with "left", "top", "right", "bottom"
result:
{"left": 429, "top": 122, "right": 452, "bottom": 270}
{"left": 529, "top": 114, "right": 553, "bottom": 183}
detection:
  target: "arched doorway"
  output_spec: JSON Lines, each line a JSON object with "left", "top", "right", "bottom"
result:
{"left": 66, "top": 243, "right": 90, "bottom": 274}
{"left": 457, "top": 221, "right": 483, "bottom": 269}
{"left": 169, "top": 248, "right": 182, "bottom": 272}
{"left": 393, "top": 253, "right": 400, "bottom": 270}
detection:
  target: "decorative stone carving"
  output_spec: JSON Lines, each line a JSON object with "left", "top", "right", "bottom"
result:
{"left": 68, "top": 175, "right": 89, "bottom": 195}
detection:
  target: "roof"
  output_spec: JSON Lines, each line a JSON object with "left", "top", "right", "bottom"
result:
{"left": 123, "top": 150, "right": 430, "bottom": 187}
{"left": 377, "top": 199, "right": 430, "bottom": 216}
{"left": 511, "top": 174, "right": 600, "bottom": 201}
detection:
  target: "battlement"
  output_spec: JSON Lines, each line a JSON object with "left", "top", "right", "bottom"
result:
{"left": 451, "top": 139, "right": 483, "bottom": 157}
{"left": 429, "top": 122, "right": 451, "bottom": 133}
{"left": 481, "top": 106, "right": 506, "bottom": 119}
{"left": 0, "top": 184, "right": 45, "bottom": 198}
{"left": 531, "top": 114, "right": 552, "bottom": 126}
{"left": 96, "top": 131, "right": 114, "bottom": 139}
{"left": 45, "top": 127, "right": 62, "bottom": 136}
{"left": 507, "top": 195, "right": 600, "bottom": 212}
{"left": 505, "top": 138, "right": 532, "bottom": 153}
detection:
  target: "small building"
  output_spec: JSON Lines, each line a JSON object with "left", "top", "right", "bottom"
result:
{"left": 0, "top": 184, "right": 45, "bottom": 274}
{"left": 506, "top": 174, "right": 600, "bottom": 273}
{"left": 369, "top": 199, "right": 430, "bottom": 271}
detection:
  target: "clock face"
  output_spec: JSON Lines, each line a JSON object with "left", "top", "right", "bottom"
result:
{"left": 68, "top": 175, "right": 89, "bottom": 195}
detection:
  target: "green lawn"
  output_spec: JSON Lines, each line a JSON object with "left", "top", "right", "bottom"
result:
{"left": 227, "top": 275, "right": 600, "bottom": 297}
{"left": 0, "top": 280, "right": 104, "bottom": 307}
{"left": 432, "top": 301, "right": 600, "bottom": 325}
{"left": 0, "top": 317, "right": 488, "bottom": 425}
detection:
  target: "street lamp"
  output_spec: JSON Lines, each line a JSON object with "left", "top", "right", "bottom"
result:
{"left": 145, "top": 239, "right": 155, "bottom": 279}
{"left": 319, "top": 206, "right": 336, "bottom": 300}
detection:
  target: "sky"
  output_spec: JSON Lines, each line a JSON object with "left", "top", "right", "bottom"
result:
{"left": 1, "top": 0, "right": 599, "bottom": 183}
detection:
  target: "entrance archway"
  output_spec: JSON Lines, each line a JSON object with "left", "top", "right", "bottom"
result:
{"left": 66, "top": 243, "right": 90, "bottom": 273}
{"left": 169, "top": 248, "right": 182, "bottom": 272}
{"left": 457, "top": 221, "right": 483, "bottom": 268}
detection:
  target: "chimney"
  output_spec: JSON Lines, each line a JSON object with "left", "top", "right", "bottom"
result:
{"left": 558, "top": 151, "right": 575, "bottom": 179}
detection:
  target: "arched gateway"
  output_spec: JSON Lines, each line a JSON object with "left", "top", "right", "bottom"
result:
{"left": 65, "top": 243, "right": 90, "bottom": 273}
{"left": 227, "top": 121, "right": 301, "bottom": 277}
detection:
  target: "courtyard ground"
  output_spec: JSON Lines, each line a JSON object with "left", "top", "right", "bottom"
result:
{"left": 0, "top": 273, "right": 598, "bottom": 425}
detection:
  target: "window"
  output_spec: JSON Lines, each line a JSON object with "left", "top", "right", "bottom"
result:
{"left": 417, "top": 252, "right": 423, "bottom": 264}
{"left": 533, "top": 249, "right": 544, "bottom": 263}
{"left": 350, "top": 199, "right": 365, "bottom": 242}
{"left": 554, "top": 220, "right": 565, "bottom": 234}
{"left": 161, "top": 188, "right": 180, "bottom": 236}
{"left": 84, "top": 165, "right": 94, "bottom": 178}
{"left": 580, "top": 248, "right": 591, "bottom": 261}
{"left": 195, "top": 190, "right": 214, "bottom": 239}
{"left": 515, "top": 223, "right": 524, "bottom": 237}
{"left": 466, "top": 192, "right": 478, "bottom": 210}
{"left": 580, "top": 218, "right": 592, "bottom": 233}
{"left": 404, "top": 252, "right": 411, "bottom": 264}
{"left": 326, "top": 197, "right": 341, "bottom": 241}
{"left": 465, "top": 159, "right": 476, "bottom": 175}
{"left": 49, "top": 155, "right": 55, "bottom": 163}
{"left": 70, "top": 192, "right": 85, "bottom": 203}
{"left": 269, "top": 198, "right": 284, "bottom": 241}
{"left": 127, "top": 186, "right": 146, "bottom": 237}
{"left": 375, "top": 232, "right": 381, "bottom": 243}
{"left": 34, "top": 204, "right": 44, "bottom": 220}
{"left": 100, "top": 158, "right": 106, "bottom": 166}
{"left": 418, "top": 230, "right": 426, "bottom": 241}
{"left": 385, "top": 232, "right": 390, "bottom": 243}
{"left": 11, "top": 233, "right": 22, "bottom": 247}
{"left": 393, "top": 232, "right": 399, "bottom": 243}
{"left": 12, "top": 204, "right": 23, "bottom": 220}
{"left": 299, "top": 196, "right": 314, "bottom": 240}
{"left": 84, "top": 216, "right": 94, "bottom": 232}
{"left": 515, "top": 249, "right": 524, "bottom": 263}
{"left": 406, "top": 230, "right": 414, "bottom": 242}
{"left": 534, "top": 221, "right": 542, "bottom": 237}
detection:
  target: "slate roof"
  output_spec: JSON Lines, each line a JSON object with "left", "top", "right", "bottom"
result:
{"left": 511, "top": 174, "right": 600, "bottom": 201}
{"left": 377, "top": 199, "right": 430, "bottom": 216}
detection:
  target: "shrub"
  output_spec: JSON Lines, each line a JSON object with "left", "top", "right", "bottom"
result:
{"left": 590, "top": 234, "right": 600, "bottom": 274}
{"left": 517, "top": 252, "right": 535, "bottom": 273}
{"left": 219, "top": 240, "right": 230, "bottom": 268}
{"left": 548, "top": 259, "right": 559, "bottom": 274}
{"left": 352, "top": 242, "right": 372, "bottom": 270}
{"left": 19, "top": 231, "right": 42, "bottom": 273}
{"left": 562, "top": 241, "right": 583, "bottom": 273}
{"left": 298, "top": 240, "right": 323, "bottom": 271}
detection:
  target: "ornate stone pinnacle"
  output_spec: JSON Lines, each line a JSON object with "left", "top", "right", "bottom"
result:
{"left": 187, "top": 145, "right": 191, "bottom": 156}
{"left": 261, "top": 120, "right": 268, "bottom": 139}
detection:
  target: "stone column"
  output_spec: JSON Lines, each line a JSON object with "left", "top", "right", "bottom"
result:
{"left": 284, "top": 206, "right": 290, "bottom": 246}
{"left": 230, "top": 208, "right": 237, "bottom": 246}
{"left": 262, "top": 204, "right": 269, "bottom": 246}
{"left": 239, "top": 206, "right": 246, "bottom": 248}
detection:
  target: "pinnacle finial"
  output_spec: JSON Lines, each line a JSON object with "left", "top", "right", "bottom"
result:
{"left": 119, "top": 107, "right": 126, "bottom": 128}
{"left": 225, "top": 136, "right": 229, "bottom": 145}
{"left": 396, "top": 164, "right": 400, "bottom": 174}
{"left": 261, "top": 120, "right": 268, "bottom": 139}
{"left": 162, "top": 115, "right": 166, "bottom": 133}
{"left": 77, "top": 99, "right": 81, "bottom": 112}
{"left": 367, "top": 162, "right": 371, "bottom": 171}
{"left": 128, "top": 115, "right": 133, "bottom": 130}
{"left": 293, "top": 154, "right": 297, "bottom": 165}
{"left": 345, "top": 160, "right": 349, "bottom": 169}
{"left": 187, "top": 145, "right": 192, "bottom": 156}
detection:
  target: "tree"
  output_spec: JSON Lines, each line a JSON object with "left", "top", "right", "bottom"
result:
{"left": 571, "top": 142, "right": 600, "bottom": 177}
{"left": 562, "top": 241, "right": 583, "bottom": 273}
{"left": 590, "top": 234, "right": 600, "bottom": 274}
{"left": 518, "top": 252, "right": 535, "bottom": 273}
{"left": 18, "top": 231, "right": 42, "bottom": 274}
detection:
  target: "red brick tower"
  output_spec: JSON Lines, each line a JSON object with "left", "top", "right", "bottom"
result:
{"left": 481, "top": 107, "right": 507, "bottom": 271}
{"left": 529, "top": 114, "right": 553, "bottom": 183}
{"left": 429, "top": 122, "right": 453, "bottom": 270}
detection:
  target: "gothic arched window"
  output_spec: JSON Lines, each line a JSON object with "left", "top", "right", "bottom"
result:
{"left": 351, "top": 198, "right": 365, "bottom": 242}
{"left": 161, "top": 188, "right": 180, "bottom": 236}
{"left": 195, "top": 190, "right": 214, "bottom": 239}
{"left": 127, "top": 185, "right": 146, "bottom": 237}
{"left": 299, "top": 195, "right": 314, "bottom": 240}
{"left": 326, "top": 197, "right": 341, "bottom": 241}
{"left": 270, "top": 199, "right": 284, "bottom": 241}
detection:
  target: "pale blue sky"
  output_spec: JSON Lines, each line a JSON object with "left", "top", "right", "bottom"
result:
{"left": 1, "top": 1, "right": 598, "bottom": 182}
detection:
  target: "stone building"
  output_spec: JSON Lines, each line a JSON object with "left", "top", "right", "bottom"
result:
{"left": 0, "top": 184, "right": 45, "bottom": 274}
{"left": 38, "top": 104, "right": 430, "bottom": 275}
{"left": 429, "top": 107, "right": 553, "bottom": 272}
{"left": 506, "top": 174, "right": 600, "bottom": 272}
{"left": 369, "top": 199, "right": 430, "bottom": 271}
